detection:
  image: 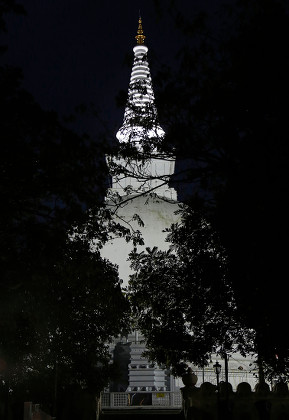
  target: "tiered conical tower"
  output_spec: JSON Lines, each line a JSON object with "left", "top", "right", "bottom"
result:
{"left": 101, "top": 17, "right": 258, "bottom": 396}
{"left": 116, "top": 17, "right": 165, "bottom": 148}
{"left": 102, "top": 17, "right": 179, "bottom": 287}
{"left": 102, "top": 17, "right": 180, "bottom": 393}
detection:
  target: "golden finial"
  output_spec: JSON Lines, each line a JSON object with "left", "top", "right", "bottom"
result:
{"left": 135, "top": 17, "right": 146, "bottom": 45}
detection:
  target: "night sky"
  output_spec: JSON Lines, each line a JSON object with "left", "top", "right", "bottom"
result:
{"left": 1, "top": 0, "right": 230, "bottom": 140}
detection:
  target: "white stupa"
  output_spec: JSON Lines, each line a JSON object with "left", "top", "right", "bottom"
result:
{"left": 102, "top": 17, "right": 180, "bottom": 290}
{"left": 116, "top": 17, "right": 165, "bottom": 148}
{"left": 101, "top": 18, "right": 180, "bottom": 393}
{"left": 101, "top": 18, "right": 258, "bottom": 394}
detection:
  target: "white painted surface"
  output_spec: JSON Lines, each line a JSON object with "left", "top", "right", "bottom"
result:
{"left": 101, "top": 193, "right": 180, "bottom": 287}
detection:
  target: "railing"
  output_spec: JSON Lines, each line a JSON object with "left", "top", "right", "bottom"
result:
{"left": 101, "top": 391, "right": 182, "bottom": 409}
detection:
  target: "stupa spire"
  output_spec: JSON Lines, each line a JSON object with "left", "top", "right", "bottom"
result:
{"left": 135, "top": 17, "right": 146, "bottom": 45}
{"left": 116, "top": 17, "right": 165, "bottom": 149}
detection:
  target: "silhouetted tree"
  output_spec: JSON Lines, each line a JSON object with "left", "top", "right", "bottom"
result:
{"left": 127, "top": 0, "right": 289, "bottom": 380}
{"left": 0, "top": 3, "right": 131, "bottom": 417}
{"left": 128, "top": 206, "right": 254, "bottom": 375}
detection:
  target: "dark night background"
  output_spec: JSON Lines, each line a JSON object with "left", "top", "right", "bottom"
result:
{"left": 0, "top": 0, "right": 228, "bottom": 139}
{"left": 2, "top": 0, "right": 289, "bottom": 365}
{"left": 2, "top": 0, "right": 289, "bottom": 418}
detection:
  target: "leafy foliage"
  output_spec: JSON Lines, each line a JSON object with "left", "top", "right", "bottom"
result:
{"left": 164, "top": 0, "right": 289, "bottom": 377}
{"left": 127, "top": 0, "right": 289, "bottom": 380}
{"left": 128, "top": 207, "right": 253, "bottom": 375}
{"left": 0, "top": 7, "right": 131, "bottom": 415}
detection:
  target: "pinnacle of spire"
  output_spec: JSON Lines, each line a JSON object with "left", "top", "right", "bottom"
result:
{"left": 116, "top": 18, "right": 165, "bottom": 150}
{"left": 135, "top": 17, "right": 146, "bottom": 45}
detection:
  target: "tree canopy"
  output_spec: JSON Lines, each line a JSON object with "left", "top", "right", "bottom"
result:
{"left": 129, "top": 206, "right": 255, "bottom": 376}
{"left": 127, "top": 0, "right": 289, "bottom": 381}
{"left": 0, "top": 2, "right": 131, "bottom": 417}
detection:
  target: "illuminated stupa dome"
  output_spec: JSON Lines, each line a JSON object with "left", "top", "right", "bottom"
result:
{"left": 116, "top": 17, "right": 165, "bottom": 149}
